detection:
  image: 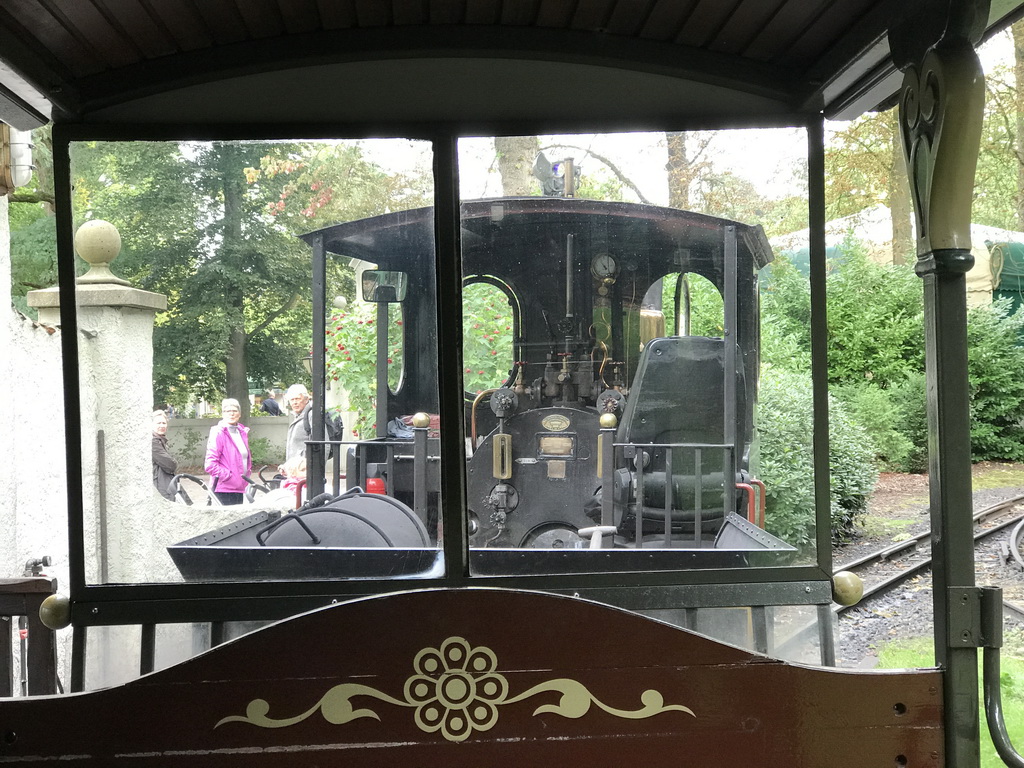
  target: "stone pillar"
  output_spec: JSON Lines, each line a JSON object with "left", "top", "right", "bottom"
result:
{"left": 28, "top": 221, "right": 167, "bottom": 585}
{"left": 889, "top": 2, "right": 988, "bottom": 766}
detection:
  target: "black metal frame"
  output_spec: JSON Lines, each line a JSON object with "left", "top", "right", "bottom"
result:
{"left": 50, "top": 115, "right": 832, "bottom": 634}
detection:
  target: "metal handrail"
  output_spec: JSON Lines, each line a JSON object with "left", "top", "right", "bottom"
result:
{"left": 981, "top": 586, "right": 1024, "bottom": 768}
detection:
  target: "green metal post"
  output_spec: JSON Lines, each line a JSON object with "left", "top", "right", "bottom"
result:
{"left": 889, "top": 14, "right": 988, "bottom": 760}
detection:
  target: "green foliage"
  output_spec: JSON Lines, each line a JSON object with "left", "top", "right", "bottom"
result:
{"left": 832, "top": 383, "right": 914, "bottom": 471}
{"left": 824, "top": 235, "right": 924, "bottom": 388}
{"left": 327, "top": 280, "right": 513, "bottom": 437}
{"left": 462, "top": 282, "right": 515, "bottom": 394}
{"left": 886, "top": 373, "right": 929, "bottom": 472}
{"left": 976, "top": 56, "right": 1024, "bottom": 230}
{"left": 759, "top": 254, "right": 812, "bottom": 373}
{"left": 828, "top": 396, "right": 880, "bottom": 538}
{"left": 180, "top": 428, "right": 204, "bottom": 460}
{"left": 966, "top": 298, "right": 1024, "bottom": 461}
{"left": 756, "top": 367, "right": 877, "bottom": 550}
{"left": 660, "top": 272, "right": 724, "bottom": 337}
{"left": 60, "top": 138, "right": 428, "bottom": 414}
{"left": 248, "top": 436, "right": 282, "bottom": 467}
{"left": 9, "top": 215, "right": 57, "bottom": 315}
{"left": 823, "top": 110, "right": 900, "bottom": 221}
{"left": 325, "top": 304, "right": 382, "bottom": 439}
{"left": 761, "top": 238, "right": 1024, "bottom": 469}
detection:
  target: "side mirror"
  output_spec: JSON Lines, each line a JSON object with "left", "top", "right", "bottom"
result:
{"left": 362, "top": 270, "right": 408, "bottom": 303}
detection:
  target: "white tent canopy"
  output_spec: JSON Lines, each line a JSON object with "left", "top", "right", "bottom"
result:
{"left": 769, "top": 204, "right": 1024, "bottom": 306}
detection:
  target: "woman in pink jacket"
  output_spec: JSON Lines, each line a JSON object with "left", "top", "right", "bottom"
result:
{"left": 204, "top": 398, "right": 251, "bottom": 505}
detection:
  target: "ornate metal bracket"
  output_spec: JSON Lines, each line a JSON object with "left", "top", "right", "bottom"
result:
{"left": 898, "top": 45, "right": 984, "bottom": 274}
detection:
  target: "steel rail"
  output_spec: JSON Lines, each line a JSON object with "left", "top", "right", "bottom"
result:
{"left": 834, "top": 507, "right": 1024, "bottom": 617}
{"left": 773, "top": 494, "right": 1024, "bottom": 661}
{"left": 836, "top": 493, "right": 1024, "bottom": 574}
{"left": 1010, "top": 515, "right": 1024, "bottom": 571}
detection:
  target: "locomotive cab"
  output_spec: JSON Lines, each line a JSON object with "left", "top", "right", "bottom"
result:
{"left": 302, "top": 197, "right": 782, "bottom": 557}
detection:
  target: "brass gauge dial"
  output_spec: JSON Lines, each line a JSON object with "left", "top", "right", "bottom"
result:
{"left": 591, "top": 253, "right": 618, "bottom": 280}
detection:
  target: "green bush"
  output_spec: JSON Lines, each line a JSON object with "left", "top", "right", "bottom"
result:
{"left": 759, "top": 255, "right": 811, "bottom": 374}
{"left": 824, "top": 236, "right": 924, "bottom": 388}
{"left": 756, "top": 366, "right": 878, "bottom": 550}
{"left": 833, "top": 383, "right": 914, "bottom": 471}
{"left": 248, "top": 436, "right": 283, "bottom": 467}
{"left": 887, "top": 373, "right": 929, "bottom": 473}
{"left": 966, "top": 298, "right": 1024, "bottom": 461}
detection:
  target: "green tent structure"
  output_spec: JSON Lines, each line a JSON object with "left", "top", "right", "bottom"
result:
{"left": 990, "top": 241, "right": 1024, "bottom": 313}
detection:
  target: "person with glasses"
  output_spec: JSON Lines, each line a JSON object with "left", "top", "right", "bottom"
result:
{"left": 204, "top": 398, "right": 251, "bottom": 505}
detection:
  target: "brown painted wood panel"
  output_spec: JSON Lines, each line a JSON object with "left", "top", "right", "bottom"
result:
{"left": 0, "top": 589, "right": 943, "bottom": 767}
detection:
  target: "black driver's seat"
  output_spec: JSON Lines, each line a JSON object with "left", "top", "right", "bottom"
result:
{"left": 613, "top": 335, "right": 741, "bottom": 538}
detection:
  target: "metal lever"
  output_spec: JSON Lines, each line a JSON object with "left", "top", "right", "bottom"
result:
{"left": 578, "top": 525, "right": 617, "bottom": 549}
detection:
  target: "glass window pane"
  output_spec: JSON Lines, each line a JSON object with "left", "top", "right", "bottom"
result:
{"left": 67, "top": 137, "right": 440, "bottom": 585}
{"left": 457, "top": 130, "right": 814, "bottom": 574}
{"left": 462, "top": 279, "right": 516, "bottom": 396}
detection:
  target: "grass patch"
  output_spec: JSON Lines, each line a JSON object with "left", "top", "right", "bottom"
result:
{"left": 856, "top": 514, "right": 919, "bottom": 541}
{"left": 972, "top": 462, "right": 1024, "bottom": 491}
{"left": 878, "top": 631, "right": 1024, "bottom": 768}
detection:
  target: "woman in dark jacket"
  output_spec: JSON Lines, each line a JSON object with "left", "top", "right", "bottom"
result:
{"left": 152, "top": 409, "right": 178, "bottom": 500}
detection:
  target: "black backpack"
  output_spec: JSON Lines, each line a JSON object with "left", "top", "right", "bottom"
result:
{"left": 305, "top": 408, "right": 345, "bottom": 444}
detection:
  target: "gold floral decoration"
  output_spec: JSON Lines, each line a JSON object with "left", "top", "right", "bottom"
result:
{"left": 215, "top": 636, "right": 694, "bottom": 743}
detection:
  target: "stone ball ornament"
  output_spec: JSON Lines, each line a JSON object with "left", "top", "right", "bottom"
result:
{"left": 831, "top": 570, "right": 864, "bottom": 607}
{"left": 75, "top": 219, "right": 130, "bottom": 286}
{"left": 39, "top": 593, "right": 72, "bottom": 630}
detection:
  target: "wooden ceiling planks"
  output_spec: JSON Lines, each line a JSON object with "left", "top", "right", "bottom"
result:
{"left": 9, "top": 0, "right": 104, "bottom": 77}
{"left": 97, "top": 0, "right": 180, "bottom": 61}
{"left": 740, "top": 0, "right": 831, "bottom": 64}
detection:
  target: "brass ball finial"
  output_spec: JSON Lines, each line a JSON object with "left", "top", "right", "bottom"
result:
{"left": 831, "top": 571, "right": 864, "bottom": 607}
{"left": 411, "top": 412, "right": 431, "bottom": 429}
{"left": 39, "top": 594, "right": 72, "bottom": 630}
{"left": 75, "top": 219, "right": 129, "bottom": 286}
{"left": 599, "top": 413, "right": 618, "bottom": 429}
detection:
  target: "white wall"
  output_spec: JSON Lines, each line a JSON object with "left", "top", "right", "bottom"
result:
{"left": 0, "top": 208, "right": 303, "bottom": 691}
{"left": 0, "top": 196, "right": 74, "bottom": 688}
{"left": 166, "top": 416, "right": 290, "bottom": 467}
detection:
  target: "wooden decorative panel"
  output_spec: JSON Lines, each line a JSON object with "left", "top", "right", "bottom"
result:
{"left": 0, "top": 588, "right": 942, "bottom": 767}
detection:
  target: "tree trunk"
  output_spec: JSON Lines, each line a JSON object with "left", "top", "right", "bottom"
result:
{"left": 1014, "top": 22, "right": 1024, "bottom": 229}
{"left": 495, "top": 135, "right": 540, "bottom": 195}
{"left": 218, "top": 143, "right": 251, "bottom": 421}
{"left": 665, "top": 132, "right": 691, "bottom": 210}
{"left": 887, "top": 108, "right": 913, "bottom": 265}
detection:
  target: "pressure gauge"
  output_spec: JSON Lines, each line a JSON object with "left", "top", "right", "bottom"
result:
{"left": 591, "top": 253, "right": 618, "bottom": 280}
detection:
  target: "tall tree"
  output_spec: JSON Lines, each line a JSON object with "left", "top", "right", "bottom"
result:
{"left": 495, "top": 136, "right": 540, "bottom": 195}
{"left": 886, "top": 109, "right": 914, "bottom": 265}
{"left": 824, "top": 108, "right": 914, "bottom": 261}
{"left": 59, "top": 139, "right": 427, "bottom": 416}
{"left": 1015, "top": 22, "right": 1024, "bottom": 228}
{"left": 665, "top": 131, "right": 713, "bottom": 210}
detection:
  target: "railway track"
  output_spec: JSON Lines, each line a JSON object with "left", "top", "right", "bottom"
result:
{"left": 775, "top": 494, "right": 1024, "bottom": 665}
{"left": 833, "top": 493, "right": 1024, "bottom": 619}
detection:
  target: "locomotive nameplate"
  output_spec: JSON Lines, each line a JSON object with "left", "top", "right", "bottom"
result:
{"left": 538, "top": 435, "right": 573, "bottom": 456}
{"left": 541, "top": 414, "right": 571, "bottom": 431}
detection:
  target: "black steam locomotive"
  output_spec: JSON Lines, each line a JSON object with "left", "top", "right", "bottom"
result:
{"left": 170, "top": 196, "right": 792, "bottom": 580}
